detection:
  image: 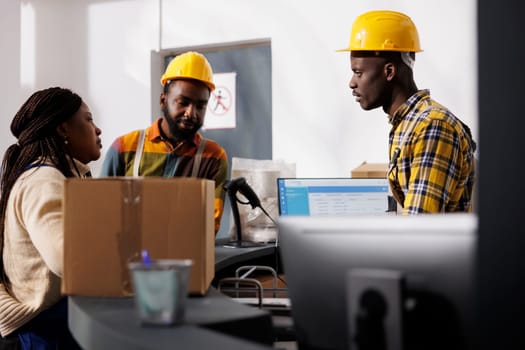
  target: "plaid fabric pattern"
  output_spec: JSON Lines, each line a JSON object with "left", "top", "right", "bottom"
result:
{"left": 100, "top": 118, "right": 228, "bottom": 233}
{"left": 388, "top": 90, "right": 476, "bottom": 214}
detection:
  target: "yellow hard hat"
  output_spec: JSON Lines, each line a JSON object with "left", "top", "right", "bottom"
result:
{"left": 338, "top": 10, "right": 422, "bottom": 52}
{"left": 160, "top": 51, "right": 215, "bottom": 91}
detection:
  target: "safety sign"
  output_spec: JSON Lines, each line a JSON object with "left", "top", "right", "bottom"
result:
{"left": 204, "top": 72, "right": 237, "bottom": 129}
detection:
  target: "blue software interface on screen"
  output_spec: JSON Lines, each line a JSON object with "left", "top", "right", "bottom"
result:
{"left": 277, "top": 178, "right": 389, "bottom": 216}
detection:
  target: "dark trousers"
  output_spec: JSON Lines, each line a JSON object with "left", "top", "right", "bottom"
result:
{"left": 0, "top": 298, "right": 81, "bottom": 350}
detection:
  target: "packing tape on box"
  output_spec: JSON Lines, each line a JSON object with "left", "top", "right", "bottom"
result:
{"left": 117, "top": 179, "right": 143, "bottom": 295}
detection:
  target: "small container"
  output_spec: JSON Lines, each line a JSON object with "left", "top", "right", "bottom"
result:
{"left": 128, "top": 259, "right": 193, "bottom": 326}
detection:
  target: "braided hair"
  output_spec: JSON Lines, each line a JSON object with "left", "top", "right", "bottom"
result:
{"left": 0, "top": 87, "right": 83, "bottom": 285}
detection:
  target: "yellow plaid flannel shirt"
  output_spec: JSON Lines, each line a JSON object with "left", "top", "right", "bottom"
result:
{"left": 388, "top": 90, "right": 476, "bottom": 214}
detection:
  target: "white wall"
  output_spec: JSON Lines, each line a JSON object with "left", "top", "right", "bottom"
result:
{"left": 0, "top": 0, "right": 21, "bottom": 148}
{"left": 0, "top": 0, "right": 477, "bottom": 178}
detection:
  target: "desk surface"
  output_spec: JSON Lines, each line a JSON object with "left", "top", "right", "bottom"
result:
{"left": 69, "top": 288, "right": 274, "bottom": 350}
{"left": 215, "top": 240, "right": 277, "bottom": 272}
{"left": 69, "top": 243, "right": 280, "bottom": 349}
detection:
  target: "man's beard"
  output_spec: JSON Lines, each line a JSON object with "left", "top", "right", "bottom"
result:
{"left": 163, "top": 106, "right": 202, "bottom": 141}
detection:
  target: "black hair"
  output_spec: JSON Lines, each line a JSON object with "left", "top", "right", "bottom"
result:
{"left": 353, "top": 51, "right": 417, "bottom": 88}
{"left": 378, "top": 51, "right": 415, "bottom": 82}
{"left": 0, "top": 87, "right": 83, "bottom": 286}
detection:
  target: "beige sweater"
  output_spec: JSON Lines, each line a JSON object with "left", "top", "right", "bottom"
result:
{"left": 0, "top": 159, "right": 91, "bottom": 336}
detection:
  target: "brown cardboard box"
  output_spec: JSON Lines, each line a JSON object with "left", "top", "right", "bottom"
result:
{"left": 351, "top": 161, "right": 388, "bottom": 178}
{"left": 62, "top": 177, "right": 215, "bottom": 297}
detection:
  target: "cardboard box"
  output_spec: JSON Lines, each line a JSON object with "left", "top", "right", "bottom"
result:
{"left": 351, "top": 161, "right": 388, "bottom": 179}
{"left": 62, "top": 177, "right": 215, "bottom": 297}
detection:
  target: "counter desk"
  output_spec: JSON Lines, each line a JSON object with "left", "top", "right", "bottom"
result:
{"left": 68, "top": 241, "right": 279, "bottom": 350}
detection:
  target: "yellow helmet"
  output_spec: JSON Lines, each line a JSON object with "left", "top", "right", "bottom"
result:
{"left": 160, "top": 51, "right": 215, "bottom": 91}
{"left": 338, "top": 10, "right": 422, "bottom": 52}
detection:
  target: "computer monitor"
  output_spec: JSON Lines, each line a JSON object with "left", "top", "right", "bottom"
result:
{"left": 278, "top": 214, "right": 477, "bottom": 350}
{"left": 277, "top": 178, "right": 391, "bottom": 216}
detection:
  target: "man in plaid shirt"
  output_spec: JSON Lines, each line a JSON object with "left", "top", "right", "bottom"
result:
{"left": 338, "top": 10, "right": 476, "bottom": 213}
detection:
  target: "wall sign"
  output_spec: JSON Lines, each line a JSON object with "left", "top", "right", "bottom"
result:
{"left": 204, "top": 72, "right": 237, "bottom": 130}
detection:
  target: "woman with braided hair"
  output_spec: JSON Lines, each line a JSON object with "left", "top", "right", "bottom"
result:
{"left": 0, "top": 87, "right": 101, "bottom": 349}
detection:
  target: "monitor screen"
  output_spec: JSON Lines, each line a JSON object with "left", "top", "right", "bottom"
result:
{"left": 277, "top": 178, "right": 390, "bottom": 216}
{"left": 278, "top": 214, "right": 477, "bottom": 350}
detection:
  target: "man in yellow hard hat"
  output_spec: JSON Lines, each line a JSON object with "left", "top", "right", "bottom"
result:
{"left": 339, "top": 10, "right": 476, "bottom": 214}
{"left": 100, "top": 51, "right": 228, "bottom": 234}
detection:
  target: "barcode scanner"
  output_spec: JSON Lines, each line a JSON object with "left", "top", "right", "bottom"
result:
{"left": 223, "top": 177, "right": 266, "bottom": 248}
{"left": 224, "top": 177, "right": 262, "bottom": 209}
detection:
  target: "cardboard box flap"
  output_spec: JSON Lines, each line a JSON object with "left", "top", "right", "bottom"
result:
{"left": 141, "top": 178, "right": 215, "bottom": 293}
{"left": 63, "top": 179, "right": 137, "bottom": 296}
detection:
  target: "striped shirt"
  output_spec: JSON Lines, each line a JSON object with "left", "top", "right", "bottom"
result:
{"left": 100, "top": 118, "right": 228, "bottom": 233}
{"left": 388, "top": 90, "right": 476, "bottom": 214}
